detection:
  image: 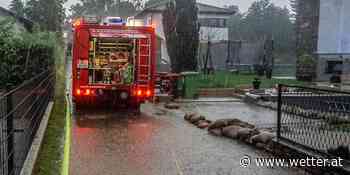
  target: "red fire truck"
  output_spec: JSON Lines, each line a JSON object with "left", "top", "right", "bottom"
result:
{"left": 71, "top": 16, "right": 156, "bottom": 112}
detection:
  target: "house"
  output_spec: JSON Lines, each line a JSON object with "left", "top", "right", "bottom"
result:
{"left": 0, "top": 6, "right": 33, "bottom": 32}
{"left": 316, "top": 0, "right": 350, "bottom": 83}
{"left": 134, "top": 2, "right": 236, "bottom": 72}
{"left": 299, "top": 0, "right": 350, "bottom": 82}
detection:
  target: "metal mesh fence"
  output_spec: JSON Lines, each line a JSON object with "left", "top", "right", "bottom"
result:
{"left": 0, "top": 70, "right": 54, "bottom": 175}
{"left": 277, "top": 84, "right": 350, "bottom": 161}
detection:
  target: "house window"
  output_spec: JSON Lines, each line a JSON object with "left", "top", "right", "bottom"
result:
{"left": 199, "top": 18, "right": 227, "bottom": 28}
{"left": 326, "top": 61, "right": 343, "bottom": 74}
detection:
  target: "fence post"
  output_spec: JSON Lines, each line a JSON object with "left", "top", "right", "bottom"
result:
{"left": 6, "top": 85, "right": 14, "bottom": 175}
{"left": 50, "top": 71, "right": 55, "bottom": 101}
{"left": 277, "top": 84, "right": 282, "bottom": 142}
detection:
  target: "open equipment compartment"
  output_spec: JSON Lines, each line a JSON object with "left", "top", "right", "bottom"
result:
{"left": 88, "top": 37, "right": 138, "bottom": 85}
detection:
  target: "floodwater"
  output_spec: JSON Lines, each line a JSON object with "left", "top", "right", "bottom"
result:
{"left": 69, "top": 103, "right": 304, "bottom": 175}
{"left": 67, "top": 59, "right": 305, "bottom": 175}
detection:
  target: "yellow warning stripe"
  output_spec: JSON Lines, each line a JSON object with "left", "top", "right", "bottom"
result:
{"left": 62, "top": 95, "right": 71, "bottom": 175}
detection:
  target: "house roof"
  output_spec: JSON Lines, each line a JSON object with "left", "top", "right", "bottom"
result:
{"left": 135, "top": 2, "right": 236, "bottom": 17}
{"left": 0, "top": 6, "right": 33, "bottom": 30}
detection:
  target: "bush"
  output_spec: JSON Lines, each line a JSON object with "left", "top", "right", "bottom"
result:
{"left": 296, "top": 54, "right": 316, "bottom": 81}
{"left": 0, "top": 18, "right": 57, "bottom": 89}
{"left": 298, "top": 54, "right": 315, "bottom": 65}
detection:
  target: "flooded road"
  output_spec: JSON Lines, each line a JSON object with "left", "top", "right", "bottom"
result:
{"left": 69, "top": 103, "right": 304, "bottom": 175}
{"left": 67, "top": 58, "right": 303, "bottom": 175}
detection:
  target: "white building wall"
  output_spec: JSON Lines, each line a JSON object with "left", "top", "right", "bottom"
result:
{"left": 198, "top": 13, "right": 230, "bottom": 19}
{"left": 318, "top": 0, "right": 350, "bottom": 54}
{"left": 144, "top": 13, "right": 171, "bottom": 66}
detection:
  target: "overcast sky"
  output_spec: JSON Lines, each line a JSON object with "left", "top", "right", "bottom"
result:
{"left": 0, "top": 0, "right": 290, "bottom": 13}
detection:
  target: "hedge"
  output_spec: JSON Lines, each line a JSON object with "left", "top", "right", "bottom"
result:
{"left": 0, "top": 18, "right": 57, "bottom": 89}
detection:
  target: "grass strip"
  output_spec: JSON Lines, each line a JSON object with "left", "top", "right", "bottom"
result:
{"left": 33, "top": 43, "right": 66, "bottom": 175}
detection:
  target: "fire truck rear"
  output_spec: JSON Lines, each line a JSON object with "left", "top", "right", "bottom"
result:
{"left": 71, "top": 17, "right": 156, "bottom": 112}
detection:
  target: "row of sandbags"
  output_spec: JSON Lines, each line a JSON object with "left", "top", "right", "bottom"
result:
{"left": 164, "top": 103, "right": 181, "bottom": 109}
{"left": 184, "top": 113, "right": 275, "bottom": 150}
{"left": 184, "top": 113, "right": 212, "bottom": 129}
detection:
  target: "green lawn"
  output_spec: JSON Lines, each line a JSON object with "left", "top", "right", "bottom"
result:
{"left": 182, "top": 71, "right": 305, "bottom": 98}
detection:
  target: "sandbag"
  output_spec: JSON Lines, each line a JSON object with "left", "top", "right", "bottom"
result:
{"left": 251, "top": 132, "right": 274, "bottom": 144}
{"left": 164, "top": 103, "right": 180, "bottom": 109}
{"left": 184, "top": 112, "right": 197, "bottom": 121}
{"left": 208, "top": 128, "right": 223, "bottom": 136}
{"left": 236, "top": 121, "right": 255, "bottom": 129}
{"left": 190, "top": 115, "right": 205, "bottom": 124}
{"left": 208, "top": 118, "right": 242, "bottom": 130}
{"left": 222, "top": 125, "right": 242, "bottom": 139}
{"left": 197, "top": 120, "right": 210, "bottom": 129}
{"left": 237, "top": 128, "right": 259, "bottom": 140}
{"left": 256, "top": 143, "right": 266, "bottom": 149}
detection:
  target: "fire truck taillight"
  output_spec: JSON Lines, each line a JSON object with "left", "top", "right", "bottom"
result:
{"left": 146, "top": 90, "right": 151, "bottom": 97}
{"left": 76, "top": 89, "right": 81, "bottom": 96}
{"left": 73, "top": 19, "right": 81, "bottom": 28}
{"left": 137, "top": 90, "right": 142, "bottom": 96}
{"left": 85, "top": 89, "right": 91, "bottom": 96}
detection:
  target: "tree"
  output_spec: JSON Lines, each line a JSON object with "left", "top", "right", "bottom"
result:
{"left": 290, "top": 0, "right": 319, "bottom": 57}
{"left": 228, "top": 0, "right": 294, "bottom": 54}
{"left": 69, "top": 0, "right": 140, "bottom": 19}
{"left": 162, "top": 1, "right": 177, "bottom": 72}
{"left": 24, "top": 0, "right": 41, "bottom": 22}
{"left": 9, "top": 0, "right": 24, "bottom": 17}
{"left": 25, "top": 0, "right": 66, "bottom": 32}
{"left": 163, "top": 0, "right": 200, "bottom": 73}
{"left": 145, "top": 0, "right": 166, "bottom": 8}
{"left": 227, "top": 0, "right": 295, "bottom": 77}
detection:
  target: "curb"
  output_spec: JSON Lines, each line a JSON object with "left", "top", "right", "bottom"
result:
{"left": 20, "top": 102, "right": 54, "bottom": 175}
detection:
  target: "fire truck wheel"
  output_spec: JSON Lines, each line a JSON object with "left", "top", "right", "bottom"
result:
{"left": 130, "top": 102, "right": 141, "bottom": 115}
{"left": 72, "top": 102, "right": 82, "bottom": 119}
{"left": 73, "top": 103, "right": 86, "bottom": 127}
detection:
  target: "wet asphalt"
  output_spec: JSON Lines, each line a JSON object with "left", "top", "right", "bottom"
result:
{"left": 69, "top": 103, "right": 305, "bottom": 175}
{"left": 66, "top": 58, "right": 304, "bottom": 175}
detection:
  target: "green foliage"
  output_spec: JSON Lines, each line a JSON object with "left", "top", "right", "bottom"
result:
{"left": 145, "top": 0, "right": 166, "bottom": 7}
{"left": 162, "top": 1, "right": 177, "bottom": 71}
{"left": 9, "top": 0, "right": 25, "bottom": 17}
{"left": 227, "top": 0, "right": 295, "bottom": 53}
{"left": 69, "top": 0, "right": 139, "bottom": 19}
{"left": 163, "top": 0, "right": 200, "bottom": 73}
{"left": 25, "top": 0, "right": 66, "bottom": 31}
{"left": 298, "top": 54, "right": 315, "bottom": 66}
{"left": 0, "top": 18, "right": 57, "bottom": 89}
{"left": 291, "top": 0, "right": 319, "bottom": 57}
